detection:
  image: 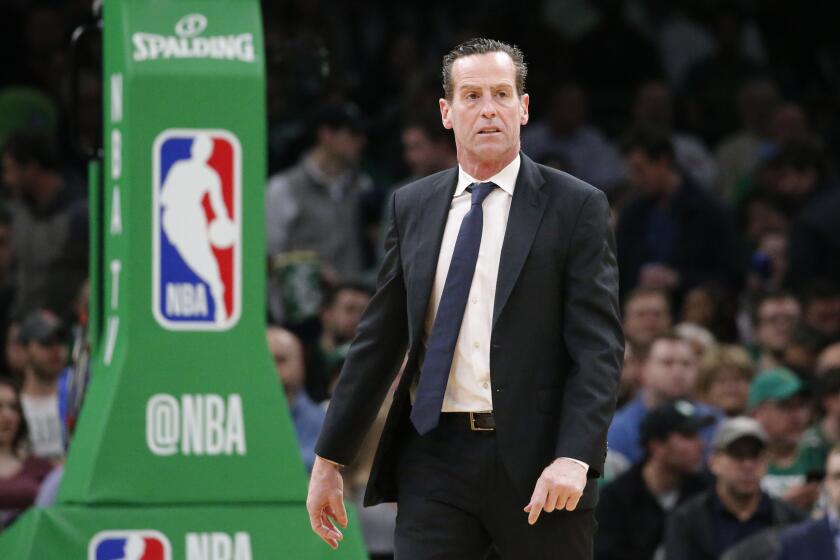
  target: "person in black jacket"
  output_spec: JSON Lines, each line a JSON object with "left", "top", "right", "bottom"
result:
{"left": 617, "top": 127, "right": 742, "bottom": 306}
{"left": 665, "top": 417, "right": 803, "bottom": 560}
{"left": 596, "top": 400, "right": 712, "bottom": 560}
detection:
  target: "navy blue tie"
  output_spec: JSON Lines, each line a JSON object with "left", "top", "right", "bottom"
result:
{"left": 411, "top": 182, "right": 497, "bottom": 435}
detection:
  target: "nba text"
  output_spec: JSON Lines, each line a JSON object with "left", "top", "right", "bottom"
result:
{"left": 186, "top": 532, "right": 252, "bottom": 560}
{"left": 146, "top": 393, "right": 246, "bottom": 456}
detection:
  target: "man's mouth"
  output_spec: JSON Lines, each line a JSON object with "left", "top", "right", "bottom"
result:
{"left": 478, "top": 127, "right": 501, "bottom": 135}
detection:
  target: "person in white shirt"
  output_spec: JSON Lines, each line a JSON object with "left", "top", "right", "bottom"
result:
{"left": 18, "top": 310, "right": 67, "bottom": 460}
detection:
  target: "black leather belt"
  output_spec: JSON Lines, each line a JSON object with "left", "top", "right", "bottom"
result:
{"left": 439, "top": 411, "right": 495, "bottom": 431}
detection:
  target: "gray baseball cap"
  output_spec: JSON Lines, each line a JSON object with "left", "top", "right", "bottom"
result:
{"left": 712, "top": 416, "right": 768, "bottom": 451}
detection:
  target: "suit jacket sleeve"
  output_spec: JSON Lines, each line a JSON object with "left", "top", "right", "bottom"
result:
{"left": 556, "top": 189, "right": 624, "bottom": 475}
{"left": 314, "top": 191, "right": 409, "bottom": 465}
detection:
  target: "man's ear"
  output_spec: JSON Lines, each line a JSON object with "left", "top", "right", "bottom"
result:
{"left": 520, "top": 93, "right": 530, "bottom": 126}
{"left": 440, "top": 98, "right": 453, "bottom": 130}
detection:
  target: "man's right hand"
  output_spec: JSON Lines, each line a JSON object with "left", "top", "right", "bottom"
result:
{"left": 306, "top": 456, "right": 348, "bottom": 549}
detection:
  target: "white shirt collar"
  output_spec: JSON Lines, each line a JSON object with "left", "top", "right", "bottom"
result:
{"left": 455, "top": 154, "right": 520, "bottom": 198}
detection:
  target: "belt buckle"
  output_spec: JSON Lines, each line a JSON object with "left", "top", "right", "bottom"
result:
{"left": 469, "top": 411, "right": 494, "bottom": 432}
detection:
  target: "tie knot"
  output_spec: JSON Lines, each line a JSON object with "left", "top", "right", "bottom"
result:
{"left": 468, "top": 182, "right": 497, "bottom": 206}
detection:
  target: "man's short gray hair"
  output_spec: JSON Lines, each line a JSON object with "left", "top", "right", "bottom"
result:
{"left": 441, "top": 37, "right": 527, "bottom": 101}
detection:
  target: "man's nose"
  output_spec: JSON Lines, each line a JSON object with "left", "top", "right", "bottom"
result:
{"left": 480, "top": 98, "right": 497, "bottom": 118}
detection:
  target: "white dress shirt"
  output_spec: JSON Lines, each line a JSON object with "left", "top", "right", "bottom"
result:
{"left": 418, "top": 155, "right": 589, "bottom": 473}
{"left": 422, "top": 156, "right": 520, "bottom": 412}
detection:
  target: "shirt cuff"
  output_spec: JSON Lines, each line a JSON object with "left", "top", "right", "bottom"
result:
{"left": 317, "top": 455, "right": 346, "bottom": 469}
{"left": 560, "top": 457, "right": 589, "bottom": 472}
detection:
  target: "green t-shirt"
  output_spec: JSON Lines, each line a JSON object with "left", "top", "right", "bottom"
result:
{"left": 762, "top": 429, "right": 826, "bottom": 499}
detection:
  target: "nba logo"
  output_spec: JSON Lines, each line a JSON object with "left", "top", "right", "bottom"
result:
{"left": 153, "top": 129, "right": 242, "bottom": 330}
{"left": 89, "top": 530, "right": 172, "bottom": 560}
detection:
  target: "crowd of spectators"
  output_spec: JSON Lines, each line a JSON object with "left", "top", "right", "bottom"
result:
{"left": 2, "top": 0, "right": 840, "bottom": 558}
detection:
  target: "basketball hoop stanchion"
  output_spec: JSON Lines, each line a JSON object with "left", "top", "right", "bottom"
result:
{"left": 0, "top": 1, "right": 366, "bottom": 558}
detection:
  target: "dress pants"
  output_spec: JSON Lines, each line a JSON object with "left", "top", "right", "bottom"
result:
{"left": 394, "top": 414, "right": 596, "bottom": 559}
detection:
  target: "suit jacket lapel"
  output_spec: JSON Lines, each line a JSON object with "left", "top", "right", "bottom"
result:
{"left": 407, "top": 168, "right": 458, "bottom": 348}
{"left": 492, "top": 154, "right": 547, "bottom": 328}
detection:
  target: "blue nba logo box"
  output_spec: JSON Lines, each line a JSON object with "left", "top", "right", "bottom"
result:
{"left": 152, "top": 129, "right": 242, "bottom": 330}
{"left": 89, "top": 530, "right": 171, "bottom": 559}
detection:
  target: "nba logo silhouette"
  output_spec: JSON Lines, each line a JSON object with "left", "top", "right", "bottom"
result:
{"left": 89, "top": 530, "right": 172, "bottom": 560}
{"left": 153, "top": 129, "right": 242, "bottom": 330}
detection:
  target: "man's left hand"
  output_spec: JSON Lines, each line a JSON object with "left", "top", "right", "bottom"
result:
{"left": 524, "top": 458, "right": 587, "bottom": 525}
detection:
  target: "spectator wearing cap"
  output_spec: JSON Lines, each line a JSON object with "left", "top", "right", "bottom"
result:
{"left": 18, "top": 310, "right": 69, "bottom": 461}
{"left": 749, "top": 368, "right": 822, "bottom": 511}
{"left": 608, "top": 333, "right": 723, "bottom": 466}
{"left": 697, "top": 345, "right": 755, "bottom": 417}
{"left": 776, "top": 444, "right": 840, "bottom": 559}
{"left": 265, "top": 101, "right": 372, "bottom": 315}
{"left": 665, "top": 417, "right": 803, "bottom": 560}
{"left": 1, "top": 131, "right": 87, "bottom": 319}
{"left": 596, "top": 401, "right": 711, "bottom": 560}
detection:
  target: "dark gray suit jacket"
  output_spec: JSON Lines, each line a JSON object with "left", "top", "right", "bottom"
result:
{"left": 315, "top": 153, "right": 624, "bottom": 508}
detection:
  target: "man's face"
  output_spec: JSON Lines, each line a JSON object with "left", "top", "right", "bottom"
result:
{"left": 548, "top": 85, "right": 586, "bottom": 134}
{"left": 777, "top": 166, "right": 817, "bottom": 199}
{"left": 707, "top": 368, "right": 750, "bottom": 416}
{"left": 322, "top": 289, "right": 370, "bottom": 344}
{"left": 402, "top": 127, "right": 437, "bottom": 177}
{"left": 642, "top": 339, "right": 697, "bottom": 400}
{"left": 267, "top": 330, "right": 305, "bottom": 403}
{"left": 439, "top": 52, "right": 529, "bottom": 166}
{"left": 658, "top": 432, "right": 705, "bottom": 474}
{"left": 321, "top": 127, "right": 366, "bottom": 167}
{"left": 805, "top": 297, "right": 840, "bottom": 337}
{"left": 26, "top": 339, "right": 67, "bottom": 382}
{"left": 753, "top": 395, "right": 810, "bottom": 445}
{"left": 634, "top": 82, "right": 673, "bottom": 131}
{"left": 825, "top": 453, "right": 840, "bottom": 511}
{"left": 624, "top": 294, "right": 671, "bottom": 348}
{"left": 755, "top": 298, "right": 800, "bottom": 352}
{"left": 710, "top": 438, "right": 769, "bottom": 498}
{"left": 625, "top": 149, "right": 671, "bottom": 196}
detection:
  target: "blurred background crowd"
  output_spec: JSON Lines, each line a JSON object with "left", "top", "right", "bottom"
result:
{"left": 1, "top": 0, "right": 840, "bottom": 558}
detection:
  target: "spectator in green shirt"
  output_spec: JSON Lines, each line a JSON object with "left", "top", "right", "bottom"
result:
{"left": 749, "top": 368, "right": 822, "bottom": 512}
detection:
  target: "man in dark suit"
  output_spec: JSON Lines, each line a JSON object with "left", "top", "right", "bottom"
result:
{"left": 776, "top": 445, "right": 840, "bottom": 560}
{"left": 306, "top": 37, "right": 623, "bottom": 559}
